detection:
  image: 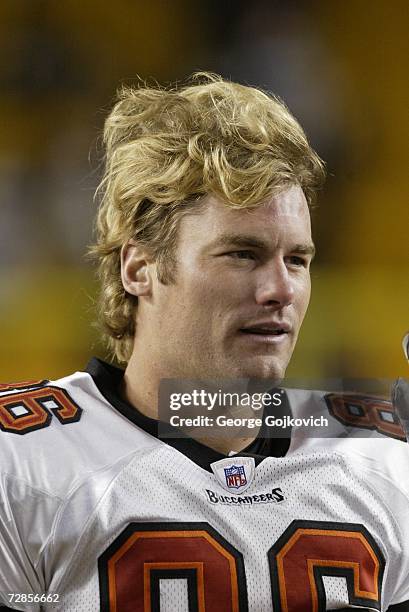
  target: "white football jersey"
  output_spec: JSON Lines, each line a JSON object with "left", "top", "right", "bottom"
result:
{"left": 0, "top": 358, "right": 408, "bottom": 611}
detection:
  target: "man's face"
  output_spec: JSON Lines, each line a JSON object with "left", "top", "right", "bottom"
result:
{"left": 144, "top": 185, "right": 313, "bottom": 380}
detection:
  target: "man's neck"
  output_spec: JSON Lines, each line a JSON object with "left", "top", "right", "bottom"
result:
{"left": 122, "top": 356, "right": 158, "bottom": 420}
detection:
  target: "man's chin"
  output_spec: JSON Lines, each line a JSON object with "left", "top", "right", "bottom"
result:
{"left": 233, "top": 358, "right": 286, "bottom": 382}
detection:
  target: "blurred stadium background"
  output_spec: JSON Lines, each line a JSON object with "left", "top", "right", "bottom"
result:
{"left": 0, "top": 0, "right": 408, "bottom": 381}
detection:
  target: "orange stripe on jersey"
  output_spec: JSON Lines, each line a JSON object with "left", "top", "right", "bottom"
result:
{"left": 0, "top": 379, "right": 46, "bottom": 392}
{"left": 105, "top": 527, "right": 241, "bottom": 612}
{"left": 276, "top": 527, "right": 380, "bottom": 612}
{"left": 0, "top": 386, "right": 81, "bottom": 434}
{"left": 0, "top": 390, "right": 50, "bottom": 431}
{"left": 326, "top": 392, "right": 406, "bottom": 441}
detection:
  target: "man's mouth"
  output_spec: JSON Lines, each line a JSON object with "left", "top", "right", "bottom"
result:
{"left": 238, "top": 321, "right": 291, "bottom": 342}
{"left": 240, "top": 327, "right": 288, "bottom": 336}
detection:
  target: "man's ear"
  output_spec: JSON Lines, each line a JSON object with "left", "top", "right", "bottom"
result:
{"left": 120, "top": 240, "right": 152, "bottom": 297}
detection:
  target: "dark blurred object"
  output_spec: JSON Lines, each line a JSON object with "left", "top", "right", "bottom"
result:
{"left": 393, "top": 378, "right": 409, "bottom": 441}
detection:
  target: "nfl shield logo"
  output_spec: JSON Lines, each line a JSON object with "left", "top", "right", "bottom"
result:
{"left": 210, "top": 457, "right": 255, "bottom": 494}
{"left": 224, "top": 465, "right": 247, "bottom": 489}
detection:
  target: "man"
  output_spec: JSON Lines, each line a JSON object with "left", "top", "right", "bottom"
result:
{"left": 0, "top": 74, "right": 408, "bottom": 611}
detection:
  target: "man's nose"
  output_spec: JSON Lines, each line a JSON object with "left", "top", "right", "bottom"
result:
{"left": 254, "top": 260, "right": 295, "bottom": 307}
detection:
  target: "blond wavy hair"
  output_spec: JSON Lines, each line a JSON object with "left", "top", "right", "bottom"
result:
{"left": 90, "top": 73, "right": 325, "bottom": 363}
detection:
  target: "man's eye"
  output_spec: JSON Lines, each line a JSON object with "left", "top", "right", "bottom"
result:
{"left": 287, "top": 255, "right": 308, "bottom": 267}
{"left": 227, "top": 250, "right": 256, "bottom": 260}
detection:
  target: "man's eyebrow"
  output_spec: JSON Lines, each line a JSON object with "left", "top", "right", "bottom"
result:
{"left": 210, "top": 234, "right": 270, "bottom": 250}
{"left": 292, "top": 243, "right": 316, "bottom": 258}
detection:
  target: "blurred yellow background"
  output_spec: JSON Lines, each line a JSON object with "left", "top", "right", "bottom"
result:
{"left": 0, "top": 1, "right": 408, "bottom": 381}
